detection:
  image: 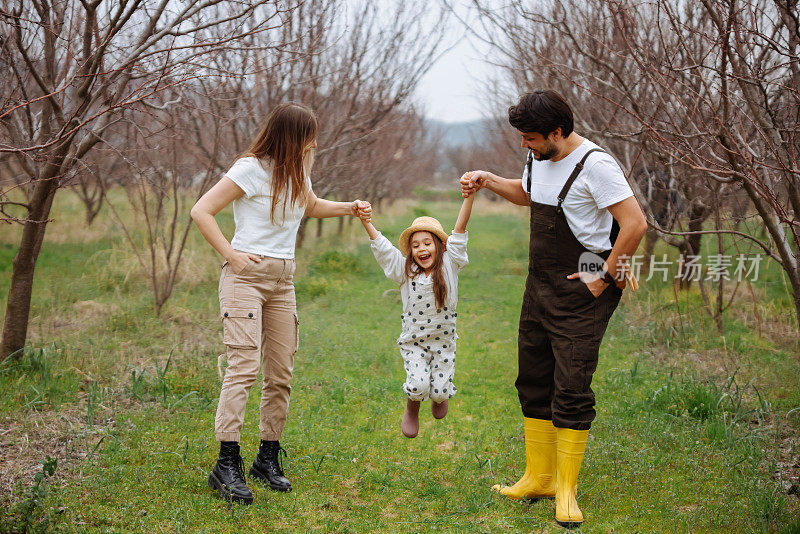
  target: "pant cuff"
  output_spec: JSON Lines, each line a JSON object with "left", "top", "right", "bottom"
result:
{"left": 552, "top": 419, "right": 592, "bottom": 430}
{"left": 521, "top": 406, "right": 552, "bottom": 420}
{"left": 215, "top": 431, "right": 241, "bottom": 442}
{"left": 259, "top": 430, "right": 282, "bottom": 441}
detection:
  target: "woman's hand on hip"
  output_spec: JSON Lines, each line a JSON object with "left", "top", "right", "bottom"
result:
{"left": 228, "top": 251, "right": 261, "bottom": 274}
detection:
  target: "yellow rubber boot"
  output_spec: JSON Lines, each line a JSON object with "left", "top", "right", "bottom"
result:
{"left": 555, "top": 428, "right": 589, "bottom": 528}
{"left": 492, "top": 418, "right": 556, "bottom": 500}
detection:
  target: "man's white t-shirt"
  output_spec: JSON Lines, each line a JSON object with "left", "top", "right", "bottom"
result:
{"left": 521, "top": 139, "right": 633, "bottom": 252}
{"left": 225, "top": 156, "right": 310, "bottom": 259}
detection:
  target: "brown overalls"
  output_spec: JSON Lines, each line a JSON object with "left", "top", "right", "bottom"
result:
{"left": 517, "top": 149, "right": 623, "bottom": 430}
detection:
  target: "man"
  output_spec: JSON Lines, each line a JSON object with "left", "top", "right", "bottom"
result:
{"left": 461, "top": 90, "right": 646, "bottom": 528}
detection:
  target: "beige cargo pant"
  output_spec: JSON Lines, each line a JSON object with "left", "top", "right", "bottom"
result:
{"left": 215, "top": 255, "right": 299, "bottom": 442}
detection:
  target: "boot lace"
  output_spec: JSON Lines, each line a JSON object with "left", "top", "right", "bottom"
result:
{"left": 274, "top": 445, "right": 287, "bottom": 476}
{"left": 236, "top": 455, "right": 247, "bottom": 482}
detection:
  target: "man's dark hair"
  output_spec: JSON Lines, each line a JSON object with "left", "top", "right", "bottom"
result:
{"left": 508, "top": 90, "right": 574, "bottom": 138}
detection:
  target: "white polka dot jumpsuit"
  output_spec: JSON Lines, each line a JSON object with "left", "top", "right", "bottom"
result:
{"left": 398, "top": 276, "right": 458, "bottom": 402}
{"left": 368, "top": 230, "right": 469, "bottom": 404}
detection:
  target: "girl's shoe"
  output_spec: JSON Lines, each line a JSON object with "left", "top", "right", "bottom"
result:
{"left": 401, "top": 399, "right": 420, "bottom": 438}
{"left": 431, "top": 400, "right": 449, "bottom": 419}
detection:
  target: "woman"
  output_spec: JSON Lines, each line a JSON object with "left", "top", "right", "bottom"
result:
{"left": 191, "top": 102, "right": 370, "bottom": 504}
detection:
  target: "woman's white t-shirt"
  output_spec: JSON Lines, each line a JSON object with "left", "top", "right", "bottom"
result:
{"left": 521, "top": 139, "right": 633, "bottom": 252}
{"left": 225, "top": 156, "right": 310, "bottom": 259}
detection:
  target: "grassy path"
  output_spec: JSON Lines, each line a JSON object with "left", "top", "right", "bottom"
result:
{"left": 1, "top": 197, "right": 798, "bottom": 532}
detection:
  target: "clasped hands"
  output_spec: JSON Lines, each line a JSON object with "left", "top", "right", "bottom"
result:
{"left": 351, "top": 199, "right": 372, "bottom": 222}
{"left": 459, "top": 170, "right": 491, "bottom": 198}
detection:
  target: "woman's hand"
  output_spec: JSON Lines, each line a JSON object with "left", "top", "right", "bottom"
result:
{"left": 228, "top": 251, "right": 261, "bottom": 274}
{"left": 351, "top": 199, "right": 372, "bottom": 222}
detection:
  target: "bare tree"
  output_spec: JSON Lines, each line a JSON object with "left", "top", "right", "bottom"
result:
{"left": 70, "top": 160, "right": 108, "bottom": 225}
{"left": 99, "top": 100, "right": 222, "bottom": 315}
{"left": 0, "top": 0, "right": 299, "bottom": 360}
{"left": 468, "top": 0, "right": 799, "bottom": 328}
{"left": 179, "top": 0, "right": 448, "bottom": 246}
{"left": 604, "top": 0, "right": 800, "bottom": 325}
{"left": 89, "top": 0, "right": 444, "bottom": 312}
{"left": 467, "top": 0, "right": 719, "bottom": 265}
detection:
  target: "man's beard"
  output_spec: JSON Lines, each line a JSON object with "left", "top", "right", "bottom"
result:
{"left": 534, "top": 142, "right": 559, "bottom": 161}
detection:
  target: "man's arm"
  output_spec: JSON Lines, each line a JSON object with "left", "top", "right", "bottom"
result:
{"left": 603, "top": 196, "right": 648, "bottom": 281}
{"left": 566, "top": 195, "right": 647, "bottom": 295}
{"left": 460, "top": 170, "right": 529, "bottom": 206}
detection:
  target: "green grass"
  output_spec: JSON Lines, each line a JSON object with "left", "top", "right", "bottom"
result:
{"left": 0, "top": 192, "right": 798, "bottom": 532}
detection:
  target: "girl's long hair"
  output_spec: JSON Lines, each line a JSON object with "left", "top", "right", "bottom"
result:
{"left": 404, "top": 234, "right": 447, "bottom": 310}
{"left": 242, "top": 102, "right": 318, "bottom": 224}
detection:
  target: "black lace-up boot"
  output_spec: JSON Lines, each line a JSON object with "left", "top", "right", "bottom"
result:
{"left": 207, "top": 442, "right": 254, "bottom": 504}
{"left": 249, "top": 440, "right": 292, "bottom": 492}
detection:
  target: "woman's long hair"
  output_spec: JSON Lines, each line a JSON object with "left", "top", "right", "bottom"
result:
{"left": 404, "top": 233, "right": 447, "bottom": 310}
{"left": 242, "top": 102, "right": 318, "bottom": 224}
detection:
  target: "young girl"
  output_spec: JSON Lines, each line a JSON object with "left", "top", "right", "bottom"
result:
{"left": 191, "top": 102, "right": 370, "bottom": 504}
{"left": 359, "top": 193, "right": 475, "bottom": 438}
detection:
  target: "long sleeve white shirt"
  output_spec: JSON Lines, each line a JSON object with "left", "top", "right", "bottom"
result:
{"left": 369, "top": 230, "right": 468, "bottom": 312}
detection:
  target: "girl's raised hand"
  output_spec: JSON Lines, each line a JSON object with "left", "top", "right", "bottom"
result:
{"left": 352, "top": 200, "right": 372, "bottom": 222}
{"left": 459, "top": 171, "right": 488, "bottom": 198}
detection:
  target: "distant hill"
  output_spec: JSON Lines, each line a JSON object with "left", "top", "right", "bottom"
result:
{"left": 425, "top": 118, "right": 493, "bottom": 149}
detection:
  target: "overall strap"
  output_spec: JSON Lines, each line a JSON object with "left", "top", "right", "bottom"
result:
{"left": 556, "top": 148, "right": 605, "bottom": 214}
{"left": 525, "top": 149, "right": 533, "bottom": 195}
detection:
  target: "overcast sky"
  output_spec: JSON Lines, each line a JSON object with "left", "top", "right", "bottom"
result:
{"left": 412, "top": 4, "right": 500, "bottom": 124}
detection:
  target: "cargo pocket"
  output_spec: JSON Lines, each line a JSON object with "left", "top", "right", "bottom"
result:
{"left": 293, "top": 313, "right": 300, "bottom": 354}
{"left": 221, "top": 307, "right": 260, "bottom": 350}
{"left": 567, "top": 340, "right": 600, "bottom": 392}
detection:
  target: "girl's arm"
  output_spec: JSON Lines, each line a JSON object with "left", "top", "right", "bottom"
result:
{"left": 306, "top": 188, "right": 368, "bottom": 218}
{"left": 445, "top": 192, "right": 474, "bottom": 271}
{"left": 360, "top": 218, "right": 380, "bottom": 240}
{"left": 453, "top": 192, "right": 476, "bottom": 234}
{"left": 362, "top": 216, "right": 405, "bottom": 284}
{"left": 190, "top": 177, "right": 262, "bottom": 273}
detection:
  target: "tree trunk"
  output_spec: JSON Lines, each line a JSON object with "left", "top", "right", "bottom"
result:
{"left": 678, "top": 203, "right": 707, "bottom": 290}
{"left": 1, "top": 179, "right": 59, "bottom": 360}
{"left": 792, "top": 274, "right": 800, "bottom": 335}
{"left": 338, "top": 215, "right": 345, "bottom": 234}
{"left": 641, "top": 228, "right": 658, "bottom": 275}
{"left": 296, "top": 216, "right": 309, "bottom": 249}
{"left": 316, "top": 217, "right": 323, "bottom": 238}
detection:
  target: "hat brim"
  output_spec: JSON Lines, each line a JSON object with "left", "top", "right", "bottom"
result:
{"left": 399, "top": 225, "right": 449, "bottom": 256}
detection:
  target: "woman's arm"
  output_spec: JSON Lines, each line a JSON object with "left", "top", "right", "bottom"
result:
{"left": 453, "top": 192, "right": 476, "bottom": 234}
{"left": 190, "top": 177, "right": 261, "bottom": 273}
{"left": 306, "top": 188, "right": 364, "bottom": 218}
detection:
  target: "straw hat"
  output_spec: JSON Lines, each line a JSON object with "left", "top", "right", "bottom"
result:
{"left": 398, "top": 216, "right": 449, "bottom": 256}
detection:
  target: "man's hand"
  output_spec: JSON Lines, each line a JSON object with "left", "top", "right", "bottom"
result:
{"left": 351, "top": 199, "right": 372, "bottom": 222}
{"left": 459, "top": 171, "right": 491, "bottom": 198}
{"left": 566, "top": 271, "right": 626, "bottom": 297}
